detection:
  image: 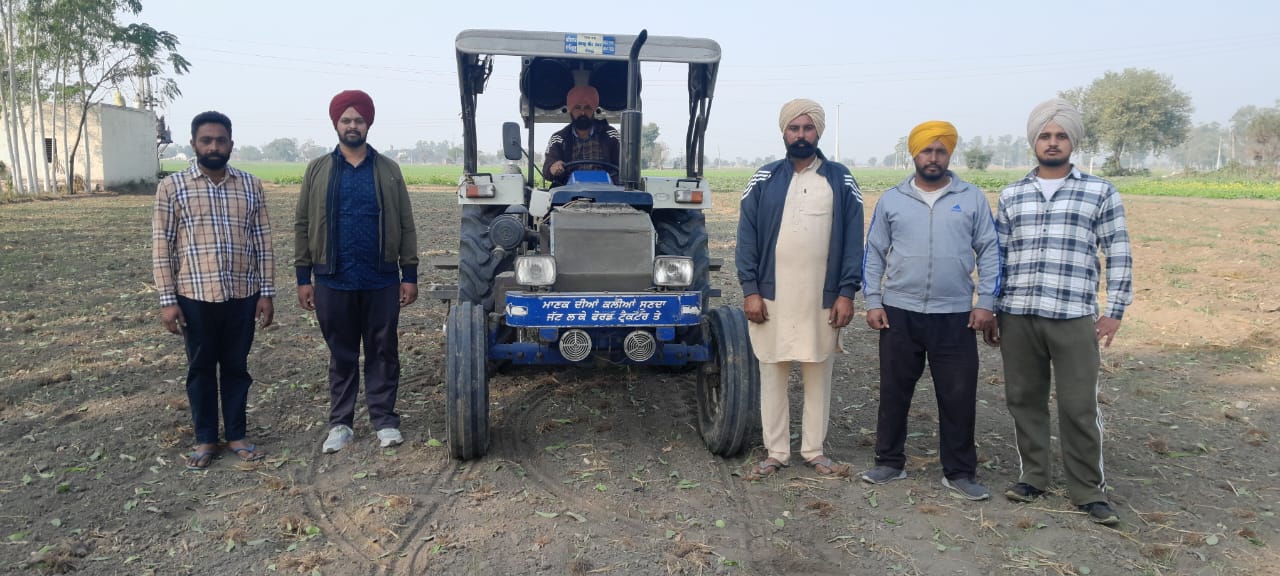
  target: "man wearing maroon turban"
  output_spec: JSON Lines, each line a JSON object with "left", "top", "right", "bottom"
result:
{"left": 295, "top": 89, "right": 420, "bottom": 454}
{"left": 542, "top": 85, "right": 620, "bottom": 186}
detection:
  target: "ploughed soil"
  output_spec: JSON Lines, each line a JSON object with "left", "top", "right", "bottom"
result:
{"left": 0, "top": 185, "right": 1277, "bottom": 576}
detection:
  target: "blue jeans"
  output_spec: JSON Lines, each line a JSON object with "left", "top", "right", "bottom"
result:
{"left": 176, "top": 294, "right": 259, "bottom": 444}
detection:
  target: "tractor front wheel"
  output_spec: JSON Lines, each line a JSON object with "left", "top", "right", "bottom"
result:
{"left": 694, "top": 306, "right": 760, "bottom": 457}
{"left": 446, "top": 301, "right": 490, "bottom": 460}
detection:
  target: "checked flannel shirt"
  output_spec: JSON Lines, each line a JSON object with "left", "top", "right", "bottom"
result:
{"left": 152, "top": 162, "right": 275, "bottom": 307}
{"left": 995, "top": 166, "right": 1132, "bottom": 320}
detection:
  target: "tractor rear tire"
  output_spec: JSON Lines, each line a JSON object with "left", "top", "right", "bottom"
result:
{"left": 695, "top": 306, "right": 760, "bottom": 457}
{"left": 446, "top": 301, "right": 490, "bottom": 460}
{"left": 458, "top": 204, "right": 510, "bottom": 313}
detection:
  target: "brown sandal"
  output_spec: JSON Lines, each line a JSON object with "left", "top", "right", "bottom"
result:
{"left": 744, "top": 457, "right": 786, "bottom": 481}
{"left": 805, "top": 455, "right": 851, "bottom": 478}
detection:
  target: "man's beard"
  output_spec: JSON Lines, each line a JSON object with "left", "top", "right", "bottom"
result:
{"left": 197, "top": 153, "right": 228, "bottom": 171}
{"left": 915, "top": 162, "right": 947, "bottom": 182}
{"left": 572, "top": 115, "right": 594, "bottom": 131}
{"left": 787, "top": 139, "right": 817, "bottom": 159}
{"left": 341, "top": 130, "right": 366, "bottom": 147}
{"left": 1037, "top": 153, "right": 1069, "bottom": 168}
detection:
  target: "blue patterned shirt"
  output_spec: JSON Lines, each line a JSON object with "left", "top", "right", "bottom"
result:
{"left": 995, "top": 166, "right": 1133, "bottom": 320}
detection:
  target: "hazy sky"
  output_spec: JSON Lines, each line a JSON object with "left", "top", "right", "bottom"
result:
{"left": 129, "top": 0, "right": 1280, "bottom": 164}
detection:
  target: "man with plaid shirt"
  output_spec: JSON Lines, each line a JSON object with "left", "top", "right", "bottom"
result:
{"left": 153, "top": 111, "right": 275, "bottom": 470}
{"left": 994, "top": 98, "right": 1132, "bottom": 526}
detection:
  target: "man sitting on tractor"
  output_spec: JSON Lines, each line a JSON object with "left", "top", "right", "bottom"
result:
{"left": 542, "top": 85, "right": 620, "bottom": 186}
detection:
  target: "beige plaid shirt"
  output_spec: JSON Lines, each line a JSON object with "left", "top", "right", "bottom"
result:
{"left": 152, "top": 163, "right": 275, "bottom": 307}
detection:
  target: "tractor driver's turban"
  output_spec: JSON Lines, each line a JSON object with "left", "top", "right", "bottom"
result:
{"left": 1026, "top": 98, "right": 1084, "bottom": 148}
{"left": 908, "top": 121, "right": 958, "bottom": 157}
{"left": 566, "top": 85, "right": 600, "bottom": 110}
{"left": 329, "top": 90, "right": 376, "bottom": 127}
{"left": 778, "top": 99, "right": 826, "bottom": 138}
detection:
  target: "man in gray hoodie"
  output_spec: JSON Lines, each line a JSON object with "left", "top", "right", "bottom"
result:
{"left": 858, "top": 121, "right": 1000, "bottom": 500}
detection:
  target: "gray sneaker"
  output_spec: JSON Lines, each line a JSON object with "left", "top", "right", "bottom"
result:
{"left": 860, "top": 466, "right": 907, "bottom": 485}
{"left": 942, "top": 476, "right": 991, "bottom": 501}
{"left": 322, "top": 425, "right": 354, "bottom": 454}
{"left": 377, "top": 428, "right": 404, "bottom": 448}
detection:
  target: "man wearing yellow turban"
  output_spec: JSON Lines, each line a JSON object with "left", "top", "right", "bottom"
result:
{"left": 737, "top": 99, "right": 864, "bottom": 479}
{"left": 860, "top": 120, "right": 1000, "bottom": 501}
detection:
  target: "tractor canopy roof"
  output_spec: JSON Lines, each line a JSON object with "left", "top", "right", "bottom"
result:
{"left": 454, "top": 29, "right": 720, "bottom": 177}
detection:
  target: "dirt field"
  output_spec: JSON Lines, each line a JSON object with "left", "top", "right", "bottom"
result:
{"left": 1, "top": 185, "right": 1277, "bottom": 576}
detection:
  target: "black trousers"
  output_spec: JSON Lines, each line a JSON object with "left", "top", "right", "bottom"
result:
{"left": 874, "top": 306, "right": 979, "bottom": 480}
{"left": 177, "top": 294, "right": 259, "bottom": 444}
{"left": 314, "top": 283, "right": 402, "bottom": 430}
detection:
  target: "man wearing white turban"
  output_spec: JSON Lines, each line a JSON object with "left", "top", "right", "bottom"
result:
{"left": 993, "top": 98, "right": 1133, "bottom": 526}
{"left": 737, "top": 99, "right": 864, "bottom": 479}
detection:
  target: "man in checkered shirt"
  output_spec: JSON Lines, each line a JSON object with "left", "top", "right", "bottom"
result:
{"left": 153, "top": 111, "right": 275, "bottom": 470}
{"left": 994, "top": 98, "right": 1133, "bottom": 526}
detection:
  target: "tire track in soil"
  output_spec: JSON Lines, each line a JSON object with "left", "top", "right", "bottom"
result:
{"left": 485, "top": 369, "right": 772, "bottom": 558}
{"left": 292, "top": 372, "right": 460, "bottom": 576}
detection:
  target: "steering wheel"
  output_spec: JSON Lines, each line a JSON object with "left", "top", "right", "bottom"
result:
{"left": 560, "top": 159, "right": 620, "bottom": 177}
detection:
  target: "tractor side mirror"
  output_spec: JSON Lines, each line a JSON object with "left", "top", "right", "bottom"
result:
{"left": 502, "top": 122, "right": 522, "bottom": 161}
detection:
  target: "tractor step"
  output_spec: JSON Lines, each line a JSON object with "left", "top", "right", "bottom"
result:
{"left": 424, "top": 284, "right": 459, "bottom": 301}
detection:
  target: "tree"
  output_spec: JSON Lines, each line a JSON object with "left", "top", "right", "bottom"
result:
{"left": 1061, "top": 68, "right": 1192, "bottom": 172}
{"left": 233, "top": 144, "right": 262, "bottom": 162}
{"left": 297, "top": 139, "right": 326, "bottom": 161}
{"left": 865, "top": 156, "right": 877, "bottom": 167}
{"left": 965, "top": 148, "right": 992, "bottom": 170}
{"left": 261, "top": 137, "right": 299, "bottom": 162}
{"left": 640, "top": 122, "right": 665, "bottom": 169}
{"left": 1245, "top": 107, "right": 1280, "bottom": 175}
{"left": 1173, "top": 122, "right": 1225, "bottom": 172}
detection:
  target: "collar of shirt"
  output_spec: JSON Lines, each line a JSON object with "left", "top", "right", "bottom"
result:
{"left": 573, "top": 125, "right": 597, "bottom": 141}
{"left": 1019, "top": 164, "right": 1082, "bottom": 185}
{"left": 185, "top": 159, "right": 240, "bottom": 184}
{"left": 330, "top": 143, "right": 380, "bottom": 167}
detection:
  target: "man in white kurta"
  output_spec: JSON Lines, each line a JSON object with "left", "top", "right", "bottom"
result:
{"left": 737, "top": 99, "right": 864, "bottom": 478}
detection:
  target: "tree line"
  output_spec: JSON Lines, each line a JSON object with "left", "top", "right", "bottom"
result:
{"left": 1, "top": 0, "right": 186, "bottom": 195}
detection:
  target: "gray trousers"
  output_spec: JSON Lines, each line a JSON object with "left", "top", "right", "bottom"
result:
{"left": 999, "top": 314, "right": 1107, "bottom": 505}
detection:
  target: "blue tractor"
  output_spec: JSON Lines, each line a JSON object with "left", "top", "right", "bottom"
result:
{"left": 434, "top": 29, "right": 758, "bottom": 460}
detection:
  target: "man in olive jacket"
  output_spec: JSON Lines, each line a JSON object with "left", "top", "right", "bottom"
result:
{"left": 295, "top": 89, "right": 419, "bottom": 454}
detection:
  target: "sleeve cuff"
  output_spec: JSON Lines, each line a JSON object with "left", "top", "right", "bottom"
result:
{"left": 839, "top": 284, "right": 860, "bottom": 299}
{"left": 741, "top": 280, "right": 759, "bottom": 297}
{"left": 976, "top": 295, "right": 995, "bottom": 310}
{"left": 296, "top": 266, "right": 313, "bottom": 286}
{"left": 159, "top": 293, "right": 177, "bottom": 307}
{"left": 865, "top": 295, "right": 883, "bottom": 309}
{"left": 401, "top": 265, "right": 418, "bottom": 284}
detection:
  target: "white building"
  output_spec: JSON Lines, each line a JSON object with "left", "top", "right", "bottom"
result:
{"left": 0, "top": 102, "right": 160, "bottom": 192}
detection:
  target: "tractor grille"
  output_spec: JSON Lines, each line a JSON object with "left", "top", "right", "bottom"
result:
{"left": 550, "top": 203, "right": 653, "bottom": 292}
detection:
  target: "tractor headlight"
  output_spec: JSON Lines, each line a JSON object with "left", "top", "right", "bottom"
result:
{"left": 515, "top": 255, "right": 556, "bottom": 287}
{"left": 653, "top": 256, "right": 694, "bottom": 288}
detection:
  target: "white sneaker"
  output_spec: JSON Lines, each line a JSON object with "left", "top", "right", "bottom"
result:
{"left": 377, "top": 428, "right": 404, "bottom": 448}
{"left": 323, "top": 425, "right": 354, "bottom": 454}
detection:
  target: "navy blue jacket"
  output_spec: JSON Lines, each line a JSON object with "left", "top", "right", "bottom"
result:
{"left": 736, "top": 153, "right": 865, "bottom": 308}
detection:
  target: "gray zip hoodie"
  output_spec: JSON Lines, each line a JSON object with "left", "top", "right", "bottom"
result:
{"left": 862, "top": 172, "right": 1000, "bottom": 314}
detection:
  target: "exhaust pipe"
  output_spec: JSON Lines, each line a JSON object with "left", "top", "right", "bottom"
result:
{"left": 619, "top": 29, "right": 647, "bottom": 190}
{"left": 623, "top": 330, "right": 657, "bottom": 362}
{"left": 559, "top": 329, "right": 592, "bottom": 362}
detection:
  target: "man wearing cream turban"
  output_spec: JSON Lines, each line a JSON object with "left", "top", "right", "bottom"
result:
{"left": 737, "top": 99, "right": 864, "bottom": 479}
{"left": 543, "top": 85, "right": 621, "bottom": 186}
{"left": 296, "top": 89, "right": 420, "bottom": 454}
{"left": 994, "top": 98, "right": 1133, "bottom": 526}
{"left": 859, "top": 120, "right": 999, "bottom": 502}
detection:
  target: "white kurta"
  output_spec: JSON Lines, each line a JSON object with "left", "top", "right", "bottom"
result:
{"left": 748, "top": 158, "right": 839, "bottom": 364}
